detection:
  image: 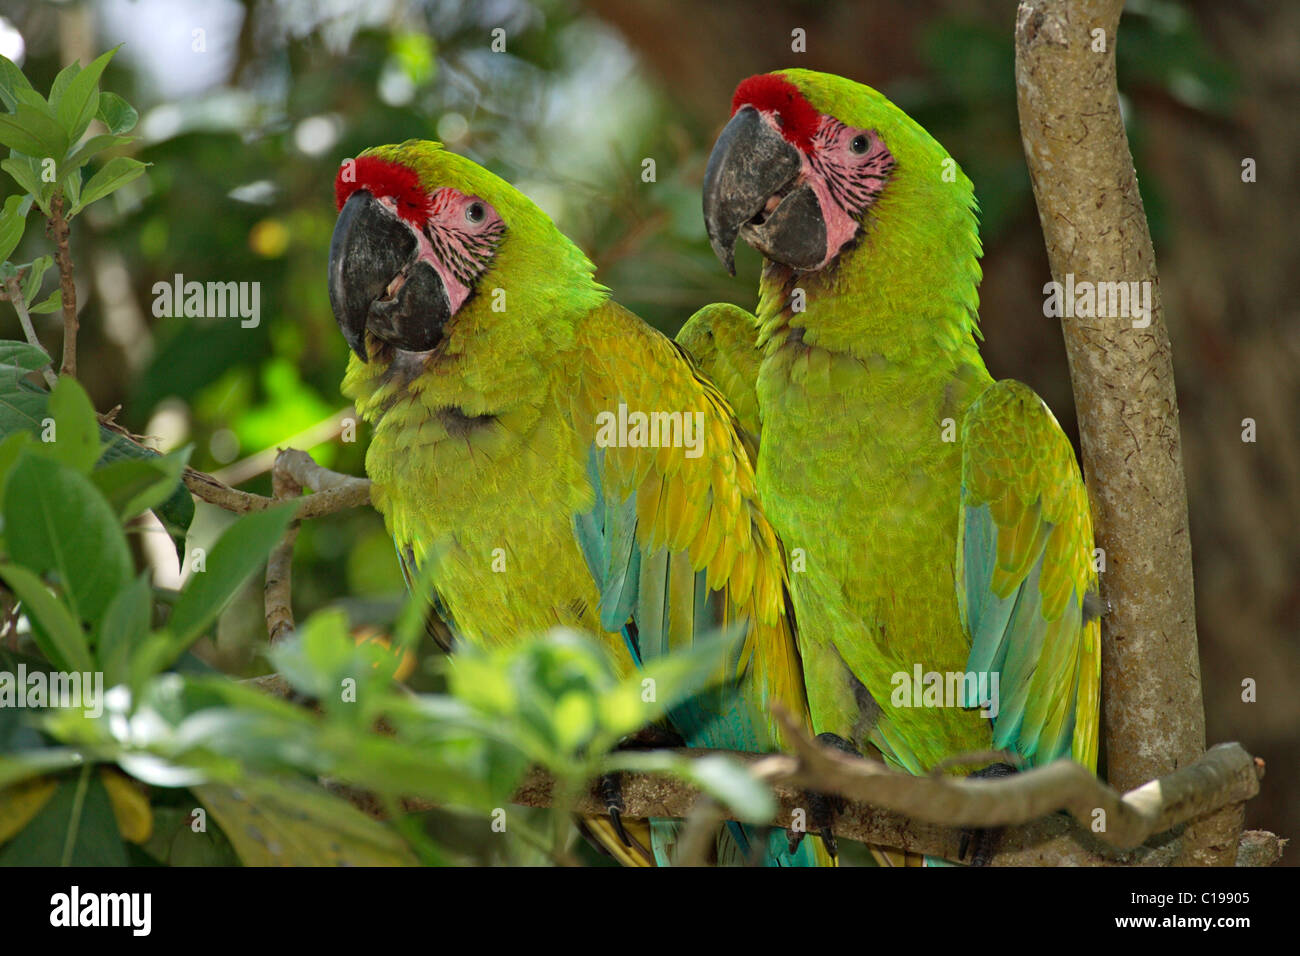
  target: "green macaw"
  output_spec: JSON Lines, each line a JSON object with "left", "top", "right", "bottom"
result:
{"left": 326, "top": 140, "right": 828, "bottom": 866}
{"left": 695, "top": 70, "right": 1101, "bottom": 856}
{"left": 676, "top": 303, "right": 765, "bottom": 454}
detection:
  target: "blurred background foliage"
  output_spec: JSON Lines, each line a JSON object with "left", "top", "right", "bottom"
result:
{"left": 0, "top": 0, "right": 1295, "bottom": 857}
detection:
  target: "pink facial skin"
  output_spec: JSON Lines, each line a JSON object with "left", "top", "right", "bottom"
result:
{"left": 754, "top": 109, "right": 895, "bottom": 271}
{"left": 375, "top": 187, "right": 506, "bottom": 316}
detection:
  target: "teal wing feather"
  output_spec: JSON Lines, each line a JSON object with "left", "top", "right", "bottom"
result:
{"left": 570, "top": 303, "right": 824, "bottom": 865}
{"left": 574, "top": 447, "right": 812, "bottom": 865}
{"left": 957, "top": 380, "right": 1101, "bottom": 770}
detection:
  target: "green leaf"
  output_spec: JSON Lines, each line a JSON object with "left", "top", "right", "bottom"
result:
{"left": 0, "top": 430, "right": 31, "bottom": 501}
{"left": 62, "top": 133, "right": 132, "bottom": 172}
{"left": 194, "top": 778, "right": 420, "bottom": 866}
{"left": 3, "top": 455, "right": 132, "bottom": 627}
{"left": 91, "top": 447, "right": 190, "bottom": 521}
{"left": 0, "top": 104, "right": 68, "bottom": 160}
{"left": 0, "top": 55, "right": 37, "bottom": 113}
{"left": 0, "top": 773, "right": 127, "bottom": 866}
{"left": 0, "top": 750, "right": 87, "bottom": 790}
{"left": 61, "top": 167, "right": 81, "bottom": 212}
{"left": 47, "top": 61, "right": 80, "bottom": 112}
{"left": 139, "top": 804, "right": 239, "bottom": 866}
{"left": 53, "top": 49, "right": 115, "bottom": 145}
{"left": 31, "top": 376, "right": 100, "bottom": 474}
{"left": 0, "top": 368, "right": 193, "bottom": 560}
{"left": 0, "top": 339, "right": 50, "bottom": 373}
{"left": 10, "top": 88, "right": 50, "bottom": 113}
{"left": 70, "top": 156, "right": 147, "bottom": 216}
{"left": 0, "top": 156, "right": 52, "bottom": 214}
{"left": 0, "top": 563, "right": 91, "bottom": 672}
{"left": 97, "top": 574, "right": 152, "bottom": 686}
{"left": 93, "top": 432, "right": 194, "bottom": 562}
{"left": 151, "top": 505, "right": 296, "bottom": 668}
{"left": 19, "top": 256, "right": 52, "bottom": 307}
{"left": 28, "top": 289, "right": 61, "bottom": 314}
{"left": 0, "top": 194, "right": 27, "bottom": 263}
{"left": 592, "top": 628, "right": 742, "bottom": 750}
{"left": 95, "top": 92, "right": 137, "bottom": 136}
{"left": 0, "top": 370, "right": 48, "bottom": 445}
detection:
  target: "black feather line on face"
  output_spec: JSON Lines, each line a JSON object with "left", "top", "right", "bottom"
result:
{"left": 810, "top": 119, "right": 895, "bottom": 220}
{"left": 424, "top": 219, "right": 507, "bottom": 288}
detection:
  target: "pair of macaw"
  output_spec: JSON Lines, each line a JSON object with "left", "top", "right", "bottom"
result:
{"left": 326, "top": 69, "right": 1100, "bottom": 866}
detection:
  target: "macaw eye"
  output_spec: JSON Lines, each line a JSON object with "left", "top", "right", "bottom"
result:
{"left": 850, "top": 134, "right": 869, "bottom": 154}
{"left": 465, "top": 202, "right": 485, "bottom": 224}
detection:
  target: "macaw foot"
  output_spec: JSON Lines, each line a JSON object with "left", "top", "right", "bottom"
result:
{"left": 596, "top": 724, "right": 688, "bottom": 847}
{"left": 787, "top": 732, "right": 858, "bottom": 859}
{"left": 958, "top": 761, "right": 1018, "bottom": 865}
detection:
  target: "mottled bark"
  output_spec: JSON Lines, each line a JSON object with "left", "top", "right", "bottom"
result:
{"left": 1014, "top": 0, "right": 1234, "bottom": 863}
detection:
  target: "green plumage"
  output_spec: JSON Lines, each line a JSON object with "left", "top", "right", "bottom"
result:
{"left": 339, "top": 141, "right": 827, "bottom": 866}
{"left": 694, "top": 71, "right": 1100, "bottom": 781}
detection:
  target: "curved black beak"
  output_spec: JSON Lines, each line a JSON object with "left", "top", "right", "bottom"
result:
{"left": 702, "top": 106, "right": 827, "bottom": 274}
{"left": 328, "top": 190, "right": 451, "bottom": 359}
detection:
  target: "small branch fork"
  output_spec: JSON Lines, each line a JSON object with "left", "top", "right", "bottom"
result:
{"left": 1, "top": 274, "right": 58, "bottom": 387}
{"left": 98, "top": 419, "right": 370, "bottom": 644}
{"left": 262, "top": 449, "right": 371, "bottom": 642}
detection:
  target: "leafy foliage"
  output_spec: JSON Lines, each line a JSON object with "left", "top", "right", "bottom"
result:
{"left": 0, "top": 41, "right": 770, "bottom": 859}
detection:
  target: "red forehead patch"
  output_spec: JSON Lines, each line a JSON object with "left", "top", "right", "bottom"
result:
{"left": 731, "top": 74, "right": 818, "bottom": 153}
{"left": 334, "top": 155, "right": 432, "bottom": 224}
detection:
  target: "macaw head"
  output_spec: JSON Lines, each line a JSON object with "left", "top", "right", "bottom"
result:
{"left": 329, "top": 140, "right": 601, "bottom": 362}
{"left": 702, "top": 69, "right": 971, "bottom": 277}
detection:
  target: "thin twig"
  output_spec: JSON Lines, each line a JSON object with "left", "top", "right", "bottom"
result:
{"left": 48, "top": 192, "right": 78, "bottom": 378}
{"left": 2, "top": 276, "right": 59, "bottom": 387}
{"left": 264, "top": 452, "right": 303, "bottom": 643}
{"left": 673, "top": 796, "right": 725, "bottom": 867}
{"left": 211, "top": 408, "right": 355, "bottom": 487}
{"left": 263, "top": 448, "right": 373, "bottom": 642}
{"left": 98, "top": 418, "right": 371, "bottom": 519}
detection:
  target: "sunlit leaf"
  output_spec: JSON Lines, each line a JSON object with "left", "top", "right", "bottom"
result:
{"left": 33, "top": 376, "right": 101, "bottom": 474}
{"left": 95, "top": 92, "right": 138, "bottom": 136}
{"left": 53, "top": 49, "right": 116, "bottom": 144}
{"left": 0, "top": 194, "right": 27, "bottom": 263}
{"left": 0, "top": 104, "right": 68, "bottom": 159}
{"left": 19, "top": 255, "right": 51, "bottom": 307}
{"left": 71, "top": 156, "right": 148, "bottom": 216}
{"left": 0, "top": 55, "right": 37, "bottom": 113}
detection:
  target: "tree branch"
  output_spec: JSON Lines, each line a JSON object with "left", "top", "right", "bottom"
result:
{"left": 1, "top": 275, "right": 58, "bottom": 388}
{"left": 505, "top": 731, "right": 1267, "bottom": 865}
{"left": 243, "top": 667, "right": 1270, "bottom": 865}
{"left": 48, "top": 193, "right": 78, "bottom": 378}
{"left": 264, "top": 454, "right": 303, "bottom": 644}
{"left": 263, "top": 448, "right": 373, "bottom": 642}
{"left": 1013, "top": 0, "right": 1216, "bottom": 856}
{"left": 98, "top": 419, "right": 371, "bottom": 520}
